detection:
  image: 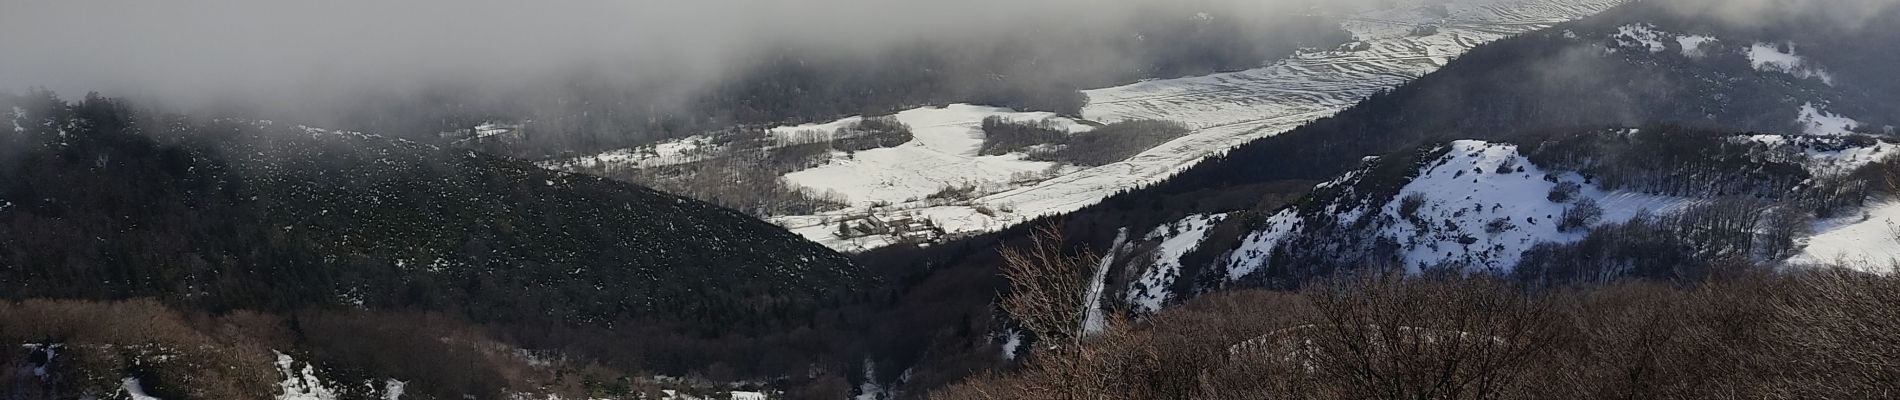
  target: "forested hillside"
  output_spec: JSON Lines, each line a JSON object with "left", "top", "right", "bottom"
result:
{"left": 0, "top": 91, "right": 874, "bottom": 398}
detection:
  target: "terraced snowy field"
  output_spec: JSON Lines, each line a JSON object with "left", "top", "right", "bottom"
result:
{"left": 775, "top": 0, "right": 1622, "bottom": 251}
{"left": 550, "top": 0, "right": 1627, "bottom": 251}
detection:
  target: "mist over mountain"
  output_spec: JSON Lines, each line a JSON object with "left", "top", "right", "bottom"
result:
{"left": 2, "top": 0, "right": 1368, "bottom": 156}
{"left": 3, "top": 0, "right": 1900, "bottom": 399}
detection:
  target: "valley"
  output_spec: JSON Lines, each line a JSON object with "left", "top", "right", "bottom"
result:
{"left": 546, "top": 0, "right": 1628, "bottom": 252}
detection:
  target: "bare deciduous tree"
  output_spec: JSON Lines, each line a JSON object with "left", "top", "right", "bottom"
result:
{"left": 998, "top": 223, "right": 1097, "bottom": 347}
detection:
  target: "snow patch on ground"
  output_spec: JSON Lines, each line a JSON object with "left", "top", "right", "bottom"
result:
{"left": 275, "top": 351, "right": 340, "bottom": 400}
{"left": 1749, "top": 42, "right": 1835, "bottom": 85}
{"left": 123, "top": 377, "right": 162, "bottom": 400}
{"left": 1082, "top": 228, "right": 1129, "bottom": 336}
{"left": 1798, "top": 103, "right": 1861, "bottom": 136}
{"left": 1127, "top": 214, "right": 1226, "bottom": 313}
{"left": 1676, "top": 35, "right": 1717, "bottom": 57}
{"left": 1792, "top": 201, "right": 1900, "bottom": 272}
{"left": 9, "top": 107, "right": 23, "bottom": 133}
{"left": 1612, "top": 24, "right": 1667, "bottom": 53}
{"left": 383, "top": 379, "right": 406, "bottom": 400}
{"left": 1735, "top": 134, "right": 1897, "bottom": 175}
{"left": 1000, "top": 328, "right": 1024, "bottom": 360}
{"left": 854, "top": 358, "right": 889, "bottom": 400}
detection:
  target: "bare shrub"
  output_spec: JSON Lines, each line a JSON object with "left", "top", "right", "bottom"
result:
{"left": 998, "top": 224, "right": 1096, "bottom": 346}
{"left": 1286, "top": 270, "right": 1558, "bottom": 400}
{"left": 1767, "top": 269, "right": 1900, "bottom": 398}
{"left": 0, "top": 299, "right": 277, "bottom": 399}
{"left": 1529, "top": 278, "right": 1781, "bottom": 399}
{"left": 931, "top": 269, "right": 1900, "bottom": 400}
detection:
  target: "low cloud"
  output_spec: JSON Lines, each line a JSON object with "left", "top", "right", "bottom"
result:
{"left": 0, "top": 0, "right": 1348, "bottom": 117}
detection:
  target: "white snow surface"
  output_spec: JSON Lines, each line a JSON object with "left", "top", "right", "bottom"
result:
{"left": 276, "top": 351, "right": 340, "bottom": 400}
{"left": 383, "top": 380, "right": 406, "bottom": 400}
{"left": 1798, "top": 103, "right": 1861, "bottom": 136}
{"left": 1228, "top": 140, "right": 1697, "bottom": 275}
{"left": 1081, "top": 228, "right": 1129, "bottom": 336}
{"left": 1000, "top": 328, "right": 1024, "bottom": 360}
{"left": 1748, "top": 42, "right": 1835, "bottom": 85}
{"left": 123, "top": 377, "right": 163, "bottom": 400}
{"left": 1127, "top": 214, "right": 1227, "bottom": 313}
{"left": 781, "top": 104, "right": 1086, "bottom": 208}
{"left": 1792, "top": 201, "right": 1900, "bottom": 272}
{"left": 1676, "top": 35, "right": 1717, "bottom": 57}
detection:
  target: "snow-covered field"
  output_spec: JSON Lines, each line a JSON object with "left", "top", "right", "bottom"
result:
{"left": 1792, "top": 201, "right": 1900, "bottom": 272}
{"left": 548, "top": 0, "right": 1626, "bottom": 252}
{"left": 1748, "top": 41, "right": 1836, "bottom": 85}
{"left": 781, "top": 105, "right": 1090, "bottom": 208}
{"left": 1797, "top": 103, "right": 1862, "bottom": 136}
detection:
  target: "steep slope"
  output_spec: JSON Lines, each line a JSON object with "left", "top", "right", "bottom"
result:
{"left": 0, "top": 92, "right": 865, "bottom": 335}
{"left": 1208, "top": 129, "right": 1889, "bottom": 287}
{"left": 1089, "top": 129, "right": 1893, "bottom": 316}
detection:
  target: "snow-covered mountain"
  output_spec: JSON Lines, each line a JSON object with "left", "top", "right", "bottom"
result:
{"left": 1093, "top": 128, "right": 1898, "bottom": 314}
{"left": 544, "top": 0, "right": 1628, "bottom": 252}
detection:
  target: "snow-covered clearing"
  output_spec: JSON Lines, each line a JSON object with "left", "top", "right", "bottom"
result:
{"left": 1791, "top": 201, "right": 1900, "bottom": 273}
{"left": 1798, "top": 103, "right": 1862, "bottom": 136}
{"left": 1748, "top": 42, "right": 1835, "bottom": 85}
{"left": 781, "top": 104, "right": 1087, "bottom": 208}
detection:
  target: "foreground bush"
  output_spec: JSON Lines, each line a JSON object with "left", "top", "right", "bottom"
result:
{"left": 934, "top": 268, "right": 1900, "bottom": 399}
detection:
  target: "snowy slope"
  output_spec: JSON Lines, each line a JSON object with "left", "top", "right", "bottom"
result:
{"left": 1791, "top": 201, "right": 1900, "bottom": 272}
{"left": 1200, "top": 131, "right": 1900, "bottom": 287}
{"left": 1224, "top": 140, "right": 1697, "bottom": 276}
{"left": 1125, "top": 214, "right": 1227, "bottom": 313}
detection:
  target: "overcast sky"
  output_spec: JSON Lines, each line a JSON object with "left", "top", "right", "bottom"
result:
{"left": 9, "top": 0, "right": 1883, "bottom": 117}
{"left": 0, "top": 0, "right": 1343, "bottom": 111}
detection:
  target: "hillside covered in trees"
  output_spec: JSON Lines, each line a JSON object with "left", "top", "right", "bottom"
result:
{"left": 0, "top": 92, "right": 876, "bottom": 398}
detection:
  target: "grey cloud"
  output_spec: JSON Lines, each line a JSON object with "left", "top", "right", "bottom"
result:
{"left": 0, "top": 0, "right": 1351, "bottom": 114}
